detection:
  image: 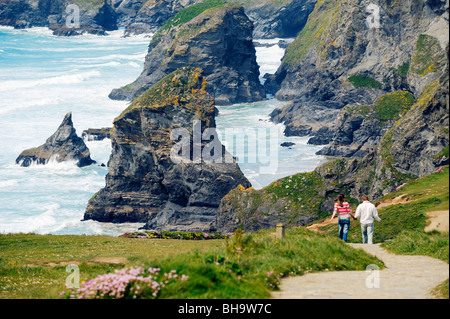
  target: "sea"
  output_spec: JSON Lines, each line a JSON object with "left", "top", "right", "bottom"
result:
{"left": 0, "top": 27, "right": 327, "bottom": 236}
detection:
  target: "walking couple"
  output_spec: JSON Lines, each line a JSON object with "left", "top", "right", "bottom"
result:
{"left": 330, "top": 194, "right": 381, "bottom": 244}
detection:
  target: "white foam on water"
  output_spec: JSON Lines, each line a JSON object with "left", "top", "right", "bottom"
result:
{"left": 0, "top": 70, "right": 101, "bottom": 92}
{"left": 0, "top": 179, "right": 18, "bottom": 188}
{"left": 62, "top": 53, "right": 147, "bottom": 63}
{"left": 0, "top": 97, "right": 62, "bottom": 115}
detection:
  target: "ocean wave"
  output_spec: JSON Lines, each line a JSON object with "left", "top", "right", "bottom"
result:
{"left": 63, "top": 53, "right": 147, "bottom": 63}
{"left": 11, "top": 157, "right": 83, "bottom": 175}
{"left": 0, "top": 179, "right": 18, "bottom": 188}
{"left": 10, "top": 46, "right": 131, "bottom": 52}
{"left": 0, "top": 97, "right": 62, "bottom": 115}
{"left": 0, "top": 26, "right": 153, "bottom": 41}
{"left": 0, "top": 70, "right": 101, "bottom": 92}
{"left": 127, "top": 61, "right": 141, "bottom": 68}
{"left": 0, "top": 26, "right": 54, "bottom": 36}
{"left": 0, "top": 203, "right": 60, "bottom": 234}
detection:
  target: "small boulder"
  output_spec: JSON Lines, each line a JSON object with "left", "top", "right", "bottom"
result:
{"left": 280, "top": 142, "right": 296, "bottom": 148}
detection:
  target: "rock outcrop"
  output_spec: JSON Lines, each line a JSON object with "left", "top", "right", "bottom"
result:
{"left": 267, "top": 0, "right": 449, "bottom": 141}
{"left": 84, "top": 67, "right": 251, "bottom": 231}
{"left": 244, "top": 0, "right": 316, "bottom": 39}
{"left": 109, "top": 3, "right": 265, "bottom": 105}
{"left": 16, "top": 112, "right": 95, "bottom": 167}
{"left": 314, "top": 91, "right": 416, "bottom": 158}
{"left": 82, "top": 128, "right": 112, "bottom": 141}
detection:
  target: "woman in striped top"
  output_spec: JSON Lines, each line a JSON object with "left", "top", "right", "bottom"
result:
{"left": 330, "top": 194, "right": 356, "bottom": 242}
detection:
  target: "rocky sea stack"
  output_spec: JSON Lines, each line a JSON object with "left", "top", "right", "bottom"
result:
{"left": 109, "top": 2, "right": 265, "bottom": 105}
{"left": 84, "top": 67, "right": 251, "bottom": 231}
{"left": 16, "top": 112, "right": 95, "bottom": 167}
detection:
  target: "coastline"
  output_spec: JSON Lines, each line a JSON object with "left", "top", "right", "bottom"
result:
{"left": 0, "top": 26, "right": 328, "bottom": 236}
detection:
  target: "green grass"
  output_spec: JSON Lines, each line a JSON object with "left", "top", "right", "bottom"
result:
{"left": 343, "top": 91, "right": 415, "bottom": 126}
{"left": 140, "top": 228, "right": 384, "bottom": 298}
{"left": 434, "top": 146, "right": 449, "bottom": 161}
{"left": 348, "top": 75, "right": 383, "bottom": 89}
{"left": 152, "top": 0, "right": 227, "bottom": 43}
{"left": 0, "top": 228, "right": 383, "bottom": 299}
{"left": 0, "top": 233, "right": 223, "bottom": 299}
{"left": 411, "top": 34, "right": 446, "bottom": 76}
{"left": 376, "top": 165, "right": 449, "bottom": 211}
{"left": 283, "top": 0, "right": 341, "bottom": 65}
{"left": 393, "top": 62, "right": 410, "bottom": 77}
{"left": 382, "top": 230, "right": 449, "bottom": 262}
{"left": 224, "top": 169, "right": 336, "bottom": 230}
{"left": 373, "top": 91, "right": 415, "bottom": 122}
{"left": 431, "top": 279, "right": 449, "bottom": 299}
{"left": 319, "top": 166, "right": 449, "bottom": 261}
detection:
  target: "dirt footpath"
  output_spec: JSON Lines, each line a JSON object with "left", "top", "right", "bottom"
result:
{"left": 425, "top": 211, "right": 449, "bottom": 232}
{"left": 271, "top": 244, "right": 449, "bottom": 299}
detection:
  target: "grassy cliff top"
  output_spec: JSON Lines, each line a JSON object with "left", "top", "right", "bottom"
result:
{"left": 152, "top": 0, "right": 232, "bottom": 43}
{"left": 117, "top": 67, "right": 215, "bottom": 120}
{"left": 283, "top": 0, "right": 342, "bottom": 65}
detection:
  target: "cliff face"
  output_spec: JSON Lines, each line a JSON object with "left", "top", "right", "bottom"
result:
{"left": 239, "top": 0, "right": 316, "bottom": 38}
{"left": 216, "top": 59, "right": 449, "bottom": 233}
{"left": 268, "top": 0, "right": 449, "bottom": 140}
{"left": 16, "top": 112, "right": 95, "bottom": 168}
{"left": 116, "top": 0, "right": 202, "bottom": 35}
{"left": 0, "top": 0, "right": 118, "bottom": 35}
{"left": 109, "top": 4, "right": 265, "bottom": 105}
{"left": 314, "top": 91, "right": 416, "bottom": 158}
{"left": 84, "top": 67, "right": 250, "bottom": 231}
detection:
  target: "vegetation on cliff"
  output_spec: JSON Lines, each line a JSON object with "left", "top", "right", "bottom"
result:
{"left": 120, "top": 67, "right": 214, "bottom": 118}
{"left": 411, "top": 34, "right": 447, "bottom": 76}
{"left": 152, "top": 0, "right": 228, "bottom": 43}
{"left": 348, "top": 75, "right": 383, "bottom": 89}
{"left": 283, "top": 0, "right": 341, "bottom": 66}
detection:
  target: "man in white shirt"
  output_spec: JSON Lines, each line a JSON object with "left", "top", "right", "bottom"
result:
{"left": 354, "top": 195, "right": 381, "bottom": 244}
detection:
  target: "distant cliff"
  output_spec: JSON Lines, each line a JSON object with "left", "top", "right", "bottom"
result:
{"left": 0, "top": 0, "right": 118, "bottom": 35}
{"left": 267, "top": 0, "right": 448, "bottom": 143}
{"left": 84, "top": 67, "right": 251, "bottom": 231}
{"left": 0, "top": 0, "right": 315, "bottom": 38}
{"left": 109, "top": 3, "right": 265, "bottom": 105}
